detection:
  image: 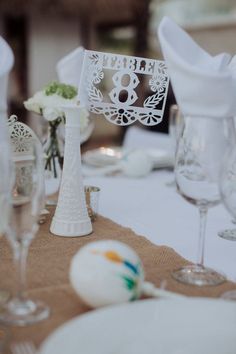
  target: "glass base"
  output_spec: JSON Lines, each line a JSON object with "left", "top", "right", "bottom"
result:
{"left": 218, "top": 229, "right": 236, "bottom": 241}
{"left": 221, "top": 290, "right": 236, "bottom": 300}
{"left": 0, "top": 297, "right": 50, "bottom": 326}
{"left": 172, "top": 265, "right": 226, "bottom": 286}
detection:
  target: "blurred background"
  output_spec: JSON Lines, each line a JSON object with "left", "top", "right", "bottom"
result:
{"left": 1, "top": 0, "right": 236, "bottom": 146}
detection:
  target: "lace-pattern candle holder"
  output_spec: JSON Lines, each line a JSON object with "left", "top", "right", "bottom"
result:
{"left": 8, "top": 115, "right": 45, "bottom": 219}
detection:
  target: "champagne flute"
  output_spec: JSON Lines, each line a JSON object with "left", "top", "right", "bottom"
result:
{"left": 220, "top": 147, "right": 236, "bottom": 299}
{"left": 172, "top": 115, "right": 235, "bottom": 286}
{"left": 0, "top": 139, "right": 50, "bottom": 325}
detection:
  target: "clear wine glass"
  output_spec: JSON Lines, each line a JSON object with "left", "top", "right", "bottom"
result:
{"left": 0, "top": 138, "right": 50, "bottom": 325}
{"left": 217, "top": 134, "right": 236, "bottom": 241}
{"left": 169, "top": 104, "right": 183, "bottom": 153}
{"left": 166, "top": 104, "right": 184, "bottom": 187}
{"left": 0, "top": 114, "right": 13, "bottom": 304}
{"left": 219, "top": 147, "right": 236, "bottom": 299}
{"left": 218, "top": 226, "right": 236, "bottom": 241}
{"left": 172, "top": 115, "right": 236, "bottom": 286}
{"left": 217, "top": 205, "right": 236, "bottom": 241}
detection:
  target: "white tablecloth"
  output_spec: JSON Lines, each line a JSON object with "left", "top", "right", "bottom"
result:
{"left": 83, "top": 126, "right": 236, "bottom": 282}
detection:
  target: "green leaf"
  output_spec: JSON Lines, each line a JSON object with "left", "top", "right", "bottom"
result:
{"left": 44, "top": 81, "right": 78, "bottom": 99}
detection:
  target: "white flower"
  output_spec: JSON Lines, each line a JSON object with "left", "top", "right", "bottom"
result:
{"left": 43, "top": 107, "right": 62, "bottom": 121}
{"left": 24, "top": 90, "right": 90, "bottom": 130}
{"left": 24, "top": 91, "right": 76, "bottom": 119}
{"left": 23, "top": 95, "right": 42, "bottom": 114}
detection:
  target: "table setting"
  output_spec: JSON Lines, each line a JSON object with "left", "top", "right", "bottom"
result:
{"left": 1, "top": 15, "right": 236, "bottom": 354}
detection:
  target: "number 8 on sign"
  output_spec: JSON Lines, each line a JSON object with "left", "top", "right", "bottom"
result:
{"left": 109, "top": 71, "right": 139, "bottom": 106}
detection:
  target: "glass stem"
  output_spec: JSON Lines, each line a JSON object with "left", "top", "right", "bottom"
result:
{"left": 197, "top": 206, "right": 208, "bottom": 267}
{"left": 13, "top": 242, "right": 30, "bottom": 301}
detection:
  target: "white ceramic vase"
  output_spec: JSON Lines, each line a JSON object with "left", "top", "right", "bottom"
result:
{"left": 50, "top": 105, "right": 92, "bottom": 237}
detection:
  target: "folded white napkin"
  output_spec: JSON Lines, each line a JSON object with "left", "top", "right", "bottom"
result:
{"left": 158, "top": 17, "right": 236, "bottom": 118}
{"left": 123, "top": 126, "right": 171, "bottom": 152}
{"left": 123, "top": 126, "right": 174, "bottom": 169}
{"left": 229, "top": 55, "right": 236, "bottom": 79}
{"left": 0, "top": 36, "right": 14, "bottom": 115}
{"left": 56, "top": 46, "right": 84, "bottom": 88}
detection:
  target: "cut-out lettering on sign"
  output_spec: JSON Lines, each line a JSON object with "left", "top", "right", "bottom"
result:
{"left": 79, "top": 50, "right": 169, "bottom": 126}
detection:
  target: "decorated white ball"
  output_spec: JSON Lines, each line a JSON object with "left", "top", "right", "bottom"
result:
{"left": 121, "top": 150, "right": 153, "bottom": 178}
{"left": 70, "top": 240, "right": 144, "bottom": 308}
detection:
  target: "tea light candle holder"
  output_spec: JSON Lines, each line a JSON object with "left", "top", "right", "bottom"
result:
{"left": 84, "top": 185, "right": 100, "bottom": 222}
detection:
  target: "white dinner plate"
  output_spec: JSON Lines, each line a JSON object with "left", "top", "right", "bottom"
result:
{"left": 40, "top": 298, "right": 236, "bottom": 354}
{"left": 82, "top": 147, "right": 173, "bottom": 169}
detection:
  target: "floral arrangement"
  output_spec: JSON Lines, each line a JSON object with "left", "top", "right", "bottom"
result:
{"left": 24, "top": 81, "right": 90, "bottom": 178}
{"left": 24, "top": 81, "right": 89, "bottom": 130}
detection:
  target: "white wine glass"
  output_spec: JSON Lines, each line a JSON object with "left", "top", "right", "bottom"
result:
{"left": 217, "top": 133, "right": 236, "bottom": 242}
{"left": 172, "top": 115, "right": 236, "bottom": 286}
{"left": 0, "top": 114, "right": 13, "bottom": 304}
{"left": 166, "top": 104, "right": 184, "bottom": 187}
{"left": 217, "top": 195, "right": 236, "bottom": 241}
{"left": 0, "top": 138, "right": 50, "bottom": 325}
{"left": 169, "top": 104, "right": 183, "bottom": 154}
{"left": 219, "top": 147, "right": 236, "bottom": 299}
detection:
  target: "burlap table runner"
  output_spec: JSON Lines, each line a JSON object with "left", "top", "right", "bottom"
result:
{"left": 1, "top": 207, "right": 236, "bottom": 352}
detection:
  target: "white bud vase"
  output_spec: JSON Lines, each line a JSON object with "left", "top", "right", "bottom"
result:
{"left": 50, "top": 105, "right": 92, "bottom": 237}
